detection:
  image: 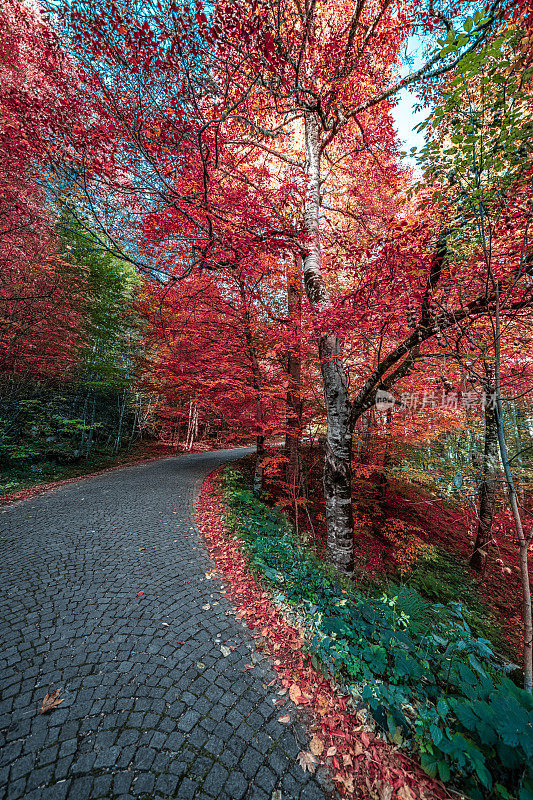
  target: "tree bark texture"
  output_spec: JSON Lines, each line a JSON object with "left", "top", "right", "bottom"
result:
{"left": 470, "top": 371, "right": 498, "bottom": 572}
{"left": 285, "top": 255, "right": 303, "bottom": 492}
{"left": 302, "top": 112, "right": 354, "bottom": 574}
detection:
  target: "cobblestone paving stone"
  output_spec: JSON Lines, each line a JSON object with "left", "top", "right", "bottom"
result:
{"left": 0, "top": 449, "right": 333, "bottom": 800}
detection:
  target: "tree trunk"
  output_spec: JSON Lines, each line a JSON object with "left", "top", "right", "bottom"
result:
{"left": 254, "top": 427, "right": 265, "bottom": 498}
{"left": 85, "top": 392, "right": 97, "bottom": 459}
{"left": 470, "top": 370, "right": 498, "bottom": 572}
{"left": 114, "top": 389, "right": 127, "bottom": 455}
{"left": 493, "top": 294, "right": 532, "bottom": 693}
{"left": 302, "top": 112, "right": 354, "bottom": 574}
{"left": 285, "top": 255, "right": 303, "bottom": 492}
{"left": 185, "top": 398, "right": 198, "bottom": 451}
{"left": 510, "top": 401, "right": 524, "bottom": 504}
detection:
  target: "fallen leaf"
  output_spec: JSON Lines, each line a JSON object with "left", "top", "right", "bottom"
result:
{"left": 161, "top": 622, "right": 169, "bottom": 627}
{"left": 398, "top": 787, "right": 415, "bottom": 800}
{"left": 297, "top": 750, "right": 318, "bottom": 774}
{"left": 278, "top": 714, "right": 291, "bottom": 723}
{"left": 316, "top": 694, "right": 329, "bottom": 715}
{"left": 345, "top": 776, "right": 355, "bottom": 793}
{"left": 326, "top": 746, "right": 337, "bottom": 757}
{"left": 378, "top": 782, "right": 393, "bottom": 800}
{"left": 289, "top": 684, "right": 302, "bottom": 704}
{"left": 202, "top": 604, "right": 211, "bottom": 610}
{"left": 220, "top": 645, "right": 231, "bottom": 657}
{"left": 137, "top": 591, "right": 144, "bottom": 596}
{"left": 353, "top": 741, "right": 364, "bottom": 756}
{"left": 40, "top": 689, "right": 64, "bottom": 714}
{"left": 271, "top": 791, "right": 282, "bottom": 800}
{"left": 196, "top": 662, "right": 206, "bottom": 670}
{"left": 309, "top": 735, "right": 324, "bottom": 756}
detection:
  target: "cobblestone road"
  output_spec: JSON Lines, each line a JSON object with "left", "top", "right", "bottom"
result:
{"left": 0, "top": 449, "right": 332, "bottom": 800}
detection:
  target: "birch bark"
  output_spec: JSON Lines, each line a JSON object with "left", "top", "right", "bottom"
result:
{"left": 302, "top": 112, "right": 354, "bottom": 574}
{"left": 285, "top": 255, "right": 303, "bottom": 492}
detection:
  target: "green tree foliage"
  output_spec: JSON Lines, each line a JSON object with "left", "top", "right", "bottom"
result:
{"left": 61, "top": 216, "right": 143, "bottom": 391}
{"left": 0, "top": 219, "right": 146, "bottom": 491}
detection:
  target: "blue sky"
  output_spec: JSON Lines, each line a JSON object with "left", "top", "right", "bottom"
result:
{"left": 390, "top": 35, "right": 431, "bottom": 168}
{"left": 391, "top": 92, "right": 427, "bottom": 164}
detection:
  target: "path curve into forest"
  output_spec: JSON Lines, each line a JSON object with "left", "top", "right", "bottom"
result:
{"left": 0, "top": 449, "right": 332, "bottom": 800}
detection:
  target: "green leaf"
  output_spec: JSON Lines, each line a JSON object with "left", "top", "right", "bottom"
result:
{"left": 363, "top": 644, "right": 388, "bottom": 675}
{"left": 437, "top": 760, "right": 451, "bottom": 782}
{"left": 440, "top": 45, "right": 456, "bottom": 57}
{"left": 430, "top": 723, "right": 443, "bottom": 747}
{"left": 420, "top": 752, "right": 439, "bottom": 778}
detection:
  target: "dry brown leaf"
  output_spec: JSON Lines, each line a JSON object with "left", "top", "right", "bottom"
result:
{"left": 378, "top": 782, "right": 393, "bottom": 800}
{"left": 336, "top": 773, "right": 355, "bottom": 793}
{"left": 40, "top": 689, "right": 64, "bottom": 714}
{"left": 278, "top": 714, "right": 291, "bottom": 723}
{"left": 289, "top": 684, "right": 302, "bottom": 704}
{"left": 326, "top": 746, "right": 337, "bottom": 757}
{"left": 316, "top": 694, "right": 329, "bottom": 716}
{"left": 309, "top": 735, "right": 324, "bottom": 756}
{"left": 398, "top": 787, "right": 415, "bottom": 800}
{"left": 344, "top": 775, "right": 355, "bottom": 793}
{"left": 297, "top": 750, "right": 318, "bottom": 774}
{"left": 342, "top": 753, "right": 353, "bottom": 767}
{"left": 353, "top": 741, "right": 364, "bottom": 756}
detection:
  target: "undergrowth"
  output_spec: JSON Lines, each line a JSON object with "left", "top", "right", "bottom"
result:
{"left": 362, "top": 548, "right": 513, "bottom": 659}
{"left": 221, "top": 465, "right": 533, "bottom": 800}
{"left": 0, "top": 442, "right": 165, "bottom": 497}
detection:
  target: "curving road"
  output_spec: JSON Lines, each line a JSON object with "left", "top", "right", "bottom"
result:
{"left": 0, "top": 449, "right": 331, "bottom": 800}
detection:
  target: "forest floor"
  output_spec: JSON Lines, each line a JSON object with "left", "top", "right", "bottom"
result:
{"left": 261, "top": 447, "right": 531, "bottom": 663}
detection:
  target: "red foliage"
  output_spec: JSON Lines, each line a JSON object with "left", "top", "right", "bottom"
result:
{"left": 0, "top": 0, "right": 84, "bottom": 380}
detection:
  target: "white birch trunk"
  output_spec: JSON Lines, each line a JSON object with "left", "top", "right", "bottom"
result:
{"left": 302, "top": 112, "right": 354, "bottom": 574}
